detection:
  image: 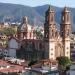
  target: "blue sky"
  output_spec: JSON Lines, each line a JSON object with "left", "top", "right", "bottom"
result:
{"left": 0, "top": 0, "right": 75, "bottom": 7}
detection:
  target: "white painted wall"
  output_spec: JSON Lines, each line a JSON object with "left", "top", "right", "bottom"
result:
{"left": 8, "top": 38, "right": 19, "bottom": 57}
{"left": 49, "top": 40, "right": 55, "bottom": 60}
{"left": 9, "top": 49, "right": 16, "bottom": 57}
{"left": 8, "top": 38, "right": 18, "bottom": 49}
{"left": 65, "top": 40, "right": 70, "bottom": 58}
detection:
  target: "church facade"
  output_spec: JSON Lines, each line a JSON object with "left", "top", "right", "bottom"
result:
{"left": 44, "top": 6, "right": 71, "bottom": 60}
{"left": 17, "top": 6, "right": 71, "bottom": 60}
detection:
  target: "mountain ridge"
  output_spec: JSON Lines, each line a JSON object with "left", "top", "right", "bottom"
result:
{"left": 0, "top": 3, "right": 75, "bottom": 31}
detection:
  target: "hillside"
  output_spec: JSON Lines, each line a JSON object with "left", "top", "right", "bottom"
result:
{"left": 0, "top": 3, "right": 75, "bottom": 31}
{"left": 0, "top": 3, "right": 45, "bottom": 26}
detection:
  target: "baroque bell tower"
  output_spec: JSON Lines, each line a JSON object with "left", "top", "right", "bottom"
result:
{"left": 60, "top": 7, "right": 71, "bottom": 58}
{"left": 44, "top": 6, "right": 56, "bottom": 60}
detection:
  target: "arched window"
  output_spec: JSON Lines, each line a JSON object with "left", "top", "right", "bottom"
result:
{"left": 46, "top": 16, "right": 48, "bottom": 22}
{"left": 51, "top": 53, "right": 53, "bottom": 56}
{"left": 51, "top": 14, "right": 53, "bottom": 22}
{"left": 67, "top": 29, "right": 69, "bottom": 36}
{"left": 61, "top": 31, "right": 63, "bottom": 36}
{"left": 62, "top": 16, "right": 64, "bottom": 21}
{"left": 52, "top": 30, "right": 54, "bottom": 37}
{"left": 30, "top": 32, "right": 31, "bottom": 38}
{"left": 32, "top": 42, "right": 35, "bottom": 50}
{"left": 67, "top": 13, "right": 69, "bottom": 22}
{"left": 46, "top": 33, "right": 48, "bottom": 38}
{"left": 39, "top": 43, "right": 42, "bottom": 49}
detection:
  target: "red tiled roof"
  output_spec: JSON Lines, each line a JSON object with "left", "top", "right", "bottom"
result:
{"left": 0, "top": 60, "right": 10, "bottom": 66}
{"left": 0, "top": 65, "right": 23, "bottom": 72}
{"left": 0, "top": 60, "right": 23, "bottom": 72}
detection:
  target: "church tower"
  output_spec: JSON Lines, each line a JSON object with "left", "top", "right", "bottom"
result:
{"left": 17, "top": 16, "right": 35, "bottom": 40}
{"left": 44, "top": 6, "right": 56, "bottom": 60}
{"left": 60, "top": 7, "right": 71, "bottom": 58}
{"left": 17, "top": 16, "right": 28, "bottom": 40}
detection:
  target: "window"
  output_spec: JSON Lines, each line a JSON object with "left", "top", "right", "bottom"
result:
{"left": 39, "top": 43, "right": 42, "bottom": 49}
{"left": 67, "top": 13, "right": 69, "bottom": 22}
{"left": 51, "top": 15, "right": 53, "bottom": 22}
{"left": 50, "top": 58, "right": 53, "bottom": 60}
{"left": 51, "top": 53, "right": 53, "bottom": 55}
{"left": 30, "top": 32, "right": 31, "bottom": 38}
{"left": 46, "top": 33, "right": 48, "bottom": 38}
{"left": 67, "top": 29, "right": 69, "bottom": 36}
{"left": 67, "top": 52, "right": 69, "bottom": 54}
{"left": 32, "top": 42, "right": 35, "bottom": 49}
{"left": 51, "top": 48, "right": 53, "bottom": 51}
{"left": 62, "top": 16, "right": 64, "bottom": 21}
{"left": 67, "top": 47, "right": 69, "bottom": 49}
{"left": 61, "top": 31, "right": 63, "bottom": 36}
{"left": 52, "top": 30, "right": 54, "bottom": 37}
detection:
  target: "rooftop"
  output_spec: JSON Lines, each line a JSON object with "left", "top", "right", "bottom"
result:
{"left": 0, "top": 60, "right": 23, "bottom": 73}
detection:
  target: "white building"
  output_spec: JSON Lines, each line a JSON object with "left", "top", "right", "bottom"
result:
{"left": 8, "top": 37, "right": 19, "bottom": 57}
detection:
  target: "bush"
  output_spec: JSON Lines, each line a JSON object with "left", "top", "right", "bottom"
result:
{"left": 57, "top": 56, "right": 71, "bottom": 66}
{"left": 56, "top": 56, "right": 72, "bottom": 71}
{"left": 28, "top": 60, "right": 37, "bottom": 66}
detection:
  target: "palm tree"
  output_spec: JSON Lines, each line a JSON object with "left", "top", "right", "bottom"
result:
{"left": 56, "top": 56, "right": 72, "bottom": 75}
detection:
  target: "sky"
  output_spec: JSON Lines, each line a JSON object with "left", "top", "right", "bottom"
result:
{"left": 0, "top": 0, "right": 75, "bottom": 7}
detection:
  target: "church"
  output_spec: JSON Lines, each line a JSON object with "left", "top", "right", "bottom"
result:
{"left": 17, "top": 6, "right": 71, "bottom": 60}
{"left": 44, "top": 6, "right": 71, "bottom": 60}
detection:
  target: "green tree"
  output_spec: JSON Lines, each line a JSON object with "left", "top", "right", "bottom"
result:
{"left": 3, "top": 28, "right": 16, "bottom": 36}
{"left": 56, "top": 56, "right": 72, "bottom": 75}
{"left": 34, "top": 30, "right": 43, "bottom": 39}
{"left": 28, "top": 60, "right": 37, "bottom": 67}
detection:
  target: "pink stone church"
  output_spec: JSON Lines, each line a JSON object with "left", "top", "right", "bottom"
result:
{"left": 7, "top": 6, "right": 71, "bottom": 61}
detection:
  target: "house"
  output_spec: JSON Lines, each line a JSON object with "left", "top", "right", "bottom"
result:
{"left": 0, "top": 60, "right": 23, "bottom": 73}
{"left": 8, "top": 36, "right": 20, "bottom": 57}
